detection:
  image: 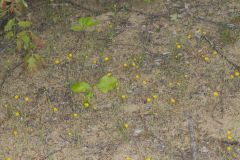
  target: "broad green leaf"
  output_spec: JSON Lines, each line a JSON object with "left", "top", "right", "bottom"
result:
{"left": 170, "top": 13, "right": 178, "bottom": 22}
{"left": 24, "top": 55, "right": 37, "bottom": 71}
{"left": 18, "top": 21, "right": 31, "bottom": 28}
{"left": 70, "top": 82, "right": 92, "bottom": 93}
{"left": 70, "top": 25, "right": 83, "bottom": 31}
{"left": 24, "top": 54, "right": 43, "bottom": 71}
{"left": 79, "top": 17, "right": 97, "bottom": 27}
{"left": 16, "top": 39, "right": 22, "bottom": 51}
{"left": 6, "top": 31, "right": 14, "bottom": 39}
{"left": 71, "top": 17, "right": 97, "bottom": 31}
{"left": 17, "top": 31, "right": 30, "bottom": 50}
{"left": 4, "top": 19, "right": 15, "bottom": 32}
{"left": 97, "top": 75, "right": 117, "bottom": 93}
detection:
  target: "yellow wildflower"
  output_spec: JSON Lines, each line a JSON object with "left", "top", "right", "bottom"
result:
{"left": 12, "top": 130, "right": 17, "bottom": 136}
{"left": 123, "top": 123, "right": 129, "bottom": 129}
{"left": 104, "top": 56, "right": 110, "bottom": 61}
{"left": 153, "top": 95, "right": 157, "bottom": 99}
{"left": 213, "top": 91, "right": 219, "bottom": 97}
{"left": 24, "top": 96, "right": 29, "bottom": 102}
{"left": 53, "top": 107, "right": 58, "bottom": 113}
{"left": 123, "top": 63, "right": 128, "bottom": 67}
{"left": 14, "top": 95, "right": 19, "bottom": 100}
{"left": 147, "top": 97, "right": 151, "bottom": 103}
{"left": 84, "top": 102, "right": 90, "bottom": 108}
{"left": 54, "top": 59, "right": 60, "bottom": 64}
{"left": 15, "top": 111, "right": 20, "bottom": 117}
{"left": 170, "top": 98, "right": 176, "bottom": 104}
{"left": 227, "top": 146, "right": 232, "bottom": 151}
{"left": 204, "top": 56, "right": 209, "bottom": 62}
{"left": 235, "top": 71, "right": 239, "bottom": 77}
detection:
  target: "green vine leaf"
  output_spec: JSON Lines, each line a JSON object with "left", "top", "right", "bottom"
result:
{"left": 70, "top": 17, "right": 97, "bottom": 31}
{"left": 4, "top": 19, "right": 15, "bottom": 32}
{"left": 24, "top": 54, "right": 43, "bottom": 71}
{"left": 17, "top": 31, "right": 30, "bottom": 50}
{"left": 18, "top": 21, "right": 31, "bottom": 28}
{"left": 70, "top": 82, "right": 92, "bottom": 93}
{"left": 97, "top": 75, "right": 117, "bottom": 93}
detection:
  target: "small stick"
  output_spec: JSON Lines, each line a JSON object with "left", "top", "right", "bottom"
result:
{"left": 185, "top": 111, "right": 198, "bottom": 160}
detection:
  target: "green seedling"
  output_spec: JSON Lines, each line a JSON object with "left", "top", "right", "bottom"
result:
{"left": 70, "top": 81, "right": 93, "bottom": 102}
{"left": 70, "top": 17, "right": 97, "bottom": 31}
{"left": 96, "top": 75, "right": 117, "bottom": 93}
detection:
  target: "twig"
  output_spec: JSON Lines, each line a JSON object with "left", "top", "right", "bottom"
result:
{"left": 202, "top": 35, "right": 240, "bottom": 70}
{"left": 0, "top": 62, "right": 23, "bottom": 93}
{"left": 43, "top": 145, "right": 66, "bottom": 160}
{"left": 185, "top": 111, "right": 198, "bottom": 160}
{"left": 195, "top": 16, "right": 240, "bottom": 30}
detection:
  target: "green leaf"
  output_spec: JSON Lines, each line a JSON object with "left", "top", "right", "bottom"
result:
{"left": 170, "top": 13, "right": 178, "bottom": 22}
{"left": 4, "top": 19, "right": 16, "bottom": 32}
{"left": 6, "top": 31, "right": 14, "bottom": 39}
{"left": 18, "top": 21, "right": 31, "bottom": 28}
{"left": 79, "top": 17, "right": 97, "bottom": 27}
{"left": 97, "top": 75, "right": 117, "bottom": 93}
{"left": 71, "top": 17, "right": 97, "bottom": 31}
{"left": 84, "top": 91, "right": 94, "bottom": 102}
{"left": 70, "top": 82, "right": 92, "bottom": 93}
{"left": 24, "top": 54, "right": 43, "bottom": 71}
{"left": 16, "top": 39, "right": 22, "bottom": 51}
{"left": 17, "top": 31, "right": 30, "bottom": 50}
{"left": 21, "top": 0, "right": 28, "bottom": 8}
{"left": 70, "top": 25, "right": 83, "bottom": 31}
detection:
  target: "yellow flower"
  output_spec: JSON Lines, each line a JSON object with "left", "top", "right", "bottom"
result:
{"left": 92, "top": 59, "right": 97, "bottom": 64}
{"left": 230, "top": 74, "right": 234, "bottom": 79}
{"left": 73, "top": 113, "right": 78, "bottom": 118}
{"left": 126, "top": 156, "right": 132, "bottom": 160}
{"left": 68, "top": 132, "right": 72, "bottom": 136}
{"left": 24, "top": 96, "right": 29, "bottom": 102}
{"left": 135, "top": 74, "right": 140, "bottom": 79}
{"left": 132, "top": 62, "right": 136, "bottom": 67}
{"left": 227, "top": 130, "right": 232, "bottom": 135}
{"left": 107, "top": 72, "right": 112, "bottom": 76}
{"left": 187, "top": 34, "right": 191, "bottom": 40}
{"left": 168, "top": 82, "right": 173, "bottom": 87}
{"left": 213, "top": 91, "right": 219, "bottom": 97}
{"left": 54, "top": 59, "right": 60, "bottom": 64}
{"left": 123, "top": 123, "right": 129, "bottom": 129}
{"left": 227, "top": 135, "right": 233, "bottom": 140}
{"left": 104, "top": 56, "right": 110, "bottom": 61}
{"left": 121, "top": 95, "right": 127, "bottom": 100}
{"left": 176, "top": 44, "right": 181, "bottom": 49}
{"left": 84, "top": 102, "right": 90, "bottom": 108}
{"left": 123, "top": 63, "right": 128, "bottom": 67}
{"left": 153, "top": 95, "right": 157, "bottom": 99}
{"left": 212, "top": 51, "right": 218, "bottom": 55}
{"left": 147, "top": 97, "right": 151, "bottom": 103}
{"left": 67, "top": 53, "right": 73, "bottom": 60}
{"left": 93, "top": 106, "right": 97, "bottom": 110}
{"left": 53, "top": 107, "right": 58, "bottom": 113}
{"left": 15, "top": 111, "right": 20, "bottom": 117}
{"left": 170, "top": 98, "right": 176, "bottom": 104}
{"left": 226, "top": 146, "right": 232, "bottom": 151}
{"left": 14, "top": 95, "right": 19, "bottom": 100}
{"left": 235, "top": 71, "right": 239, "bottom": 77}
{"left": 143, "top": 80, "right": 147, "bottom": 85}
{"left": 5, "top": 157, "right": 12, "bottom": 160}
{"left": 12, "top": 130, "right": 17, "bottom": 136}
{"left": 204, "top": 56, "right": 209, "bottom": 62}
{"left": 145, "top": 157, "right": 152, "bottom": 160}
